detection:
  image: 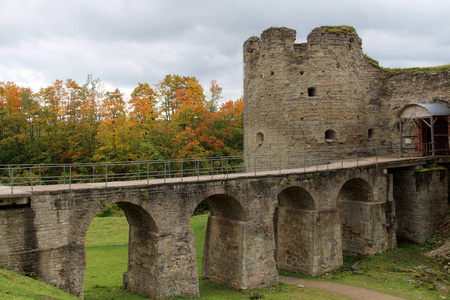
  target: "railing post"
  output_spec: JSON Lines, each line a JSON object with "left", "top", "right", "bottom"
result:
{"left": 279, "top": 155, "right": 282, "bottom": 174}
{"left": 63, "top": 165, "right": 66, "bottom": 184}
{"left": 92, "top": 163, "right": 95, "bottom": 183}
{"left": 138, "top": 162, "right": 140, "bottom": 180}
{"left": 211, "top": 159, "right": 213, "bottom": 179}
{"left": 197, "top": 160, "right": 200, "bottom": 181}
{"left": 9, "top": 166, "right": 13, "bottom": 195}
{"left": 226, "top": 157, "right": 229, "bottom": 178}
{"left": 303, "top": 153, "right": 306, "bottom": 173}
{"left": 105, "top": 164, "right": 108, "bottom": 187}
{"left": 39, "top": 164, "right": 42, "bottom": 185}
{"left": 168, "top": 160, "right": 171, "bottom": 180}
{"left": 316, "top": 152, "right": 319, "bottom": 171}
{"left": 147, "top": 163, "right": 149, "bottom": 185}
{"left": 181, "top": 161, "right": 183, "bottom": 182}
{"left": 30, "top": 167, "right": 33, "bottom": 192}
{"left": 164, "top": 160, "right": 167, "bottom": 183}
{"left": 69, "top": 165, "right": 72, "bottom": 189}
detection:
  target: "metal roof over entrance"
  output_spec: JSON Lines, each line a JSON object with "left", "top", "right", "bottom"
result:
{"left": 397, "top": 103, "right": 449, "bottom": 156}
{"left": 398, "top": 103, "right": 450, "bottom": 119}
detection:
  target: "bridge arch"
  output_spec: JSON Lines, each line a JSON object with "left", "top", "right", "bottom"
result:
{"left": 75, "top": 198, "right": 161, "bottom": 298}
{"left": 274, "top": 186, "right": 317, "bottom": 275}
{"left": 337, "top": 177, "right": 374, "bottom": 202}
{"left": 337, "top": 177, "right": 375, "bottom": 257}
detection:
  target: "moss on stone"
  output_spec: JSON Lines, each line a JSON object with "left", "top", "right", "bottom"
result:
{"left": 383, "top": 65, "right": 450, "bottom": 76}
{"left": 364, "top": 54, "right": 381, "bottom": 69}
{"left": 318, "top": 25, "right": 357, "bottom": 35}
{"left": 363, "top": 53, "right": 450, "bottom": 75}
{"left": 416, "top": 166, "right": 447, "bottom": 173}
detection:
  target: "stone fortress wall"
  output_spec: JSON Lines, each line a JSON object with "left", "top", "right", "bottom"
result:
{"left": 243, "top": 26, "right": 450, "bottom": 157}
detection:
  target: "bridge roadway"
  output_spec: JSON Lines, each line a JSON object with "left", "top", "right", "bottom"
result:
{"left": 0, "top": 154, "right": 439, "bottom": 196}
{"left": 0, "top": 154, "right": 448, "bottom": 299}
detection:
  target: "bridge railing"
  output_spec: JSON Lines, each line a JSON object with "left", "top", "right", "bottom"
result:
{"left": 0, "top": 144, "right": 447, "bottom": 194}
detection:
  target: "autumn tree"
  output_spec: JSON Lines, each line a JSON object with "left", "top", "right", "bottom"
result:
{"left": 207, "top": 80, "right": 223, "bottom": 112}
{"left": 0, "top": 76, "right": 244, "bottom": 166}
{"left": 157, "top": 75, "right": 205, "bottom": 124}
{"left": 0, "top": 82, "right": 35, "bottom": 164}
{"left": 94, "top": 89, "right": 138, "bottom": 162}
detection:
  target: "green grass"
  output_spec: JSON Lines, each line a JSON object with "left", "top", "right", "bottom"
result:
{"left": 85, "top": 216, "right": 129, "bottom": 246}
{"left": 281, "top": 241, "right": 450, "bottom": 300}
{"left": 0, "top": 268, "right": 78, "bottom": 300}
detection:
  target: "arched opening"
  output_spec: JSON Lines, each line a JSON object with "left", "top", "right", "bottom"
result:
{"left": 274, "top": 187, "right": 316, "bottom": 275}
{"left": 83, "top": 202, "right": 158, "bottom": 298}
{"left": 197, "top": 194, "right": 247, "bottom": 289}
{"left": 337, "top": 178, "right": 374, "bottom": 257}
{"left": 337, "top": 178, "right": 373, "bottom": 203}
{"left": 325, "top": 129, "right": 336, "bottom": 141}
{"left": 256, "top": 132, "right": 264, "bottom": 145}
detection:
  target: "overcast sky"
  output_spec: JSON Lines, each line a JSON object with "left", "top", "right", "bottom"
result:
{"left": 1, "top": 0, "right": 449, "bottom": 102}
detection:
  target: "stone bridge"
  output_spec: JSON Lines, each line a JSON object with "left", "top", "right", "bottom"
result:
{"left": 0, "top": 156, "right": 449, "bottom": 298}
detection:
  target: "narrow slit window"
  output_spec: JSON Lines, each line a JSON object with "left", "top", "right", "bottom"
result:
{"left": 368, "top": 128, "right": 374, "bottom": 139}
{"left": 308, "top": 87, "right": 316, "bottom": 97}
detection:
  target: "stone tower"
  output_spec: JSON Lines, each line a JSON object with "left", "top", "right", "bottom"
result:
{"left": 243, "top": 25, "right": 450, "bottom": 158}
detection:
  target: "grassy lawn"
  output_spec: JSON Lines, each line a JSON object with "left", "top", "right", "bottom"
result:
{"left": 280, "top": 241, "right": 450, "bottom": 300}
{"left": 0, "top": 268, "right": 78, "bottom": 300}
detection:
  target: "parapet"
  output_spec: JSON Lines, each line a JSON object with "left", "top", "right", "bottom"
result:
{"left": 244, "top": 25, "right": 363, "bottom": 64}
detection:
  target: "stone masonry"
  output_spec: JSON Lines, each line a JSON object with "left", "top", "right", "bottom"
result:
{"left": 2, "top": 159, "right": 446, "bottom": 298}
{"left": 243, "top": 26, "right": 450, "bottom": 157}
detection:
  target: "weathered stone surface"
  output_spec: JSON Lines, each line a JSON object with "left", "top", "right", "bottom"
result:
{"left": 243, "top": 26, "right": 450, "bottom": 158}
{"left": 0, "top": 160, "right": 448, "bottom": 298}
{"left": 390, "top": 166, "right": 448, "bottom": 243}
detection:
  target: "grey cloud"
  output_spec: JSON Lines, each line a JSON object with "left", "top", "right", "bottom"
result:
{"left": 0, "top": 0, "right": 449, "bottom": 102}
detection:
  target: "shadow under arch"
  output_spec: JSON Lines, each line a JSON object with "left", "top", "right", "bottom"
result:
{"left": 80, "top": 201, "right": 159, "bottom": 298}
{"left": 200, "top": 194, "right": 248, "bottom": 289}
{"left": 337, "top": 178, "right": 375, "bottom": 257}
{"left": 274, "top": 186, "right": 317, "bottom": 275}
{"left": 337, "top": 178, "right": 374, "bottom": 202}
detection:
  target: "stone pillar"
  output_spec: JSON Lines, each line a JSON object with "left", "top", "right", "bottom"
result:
{"left": 391, "top": 166, "right": 448, "bottom": 243}
{"left": 242, "top": 219, "right": 278, "bottom": 289}
{"left": 338, "top": 201, "right": 396, "bottom": 257}
{"left": 202, "top": 215, "right": 277, "bottom": 290}
{"left": 202, "top": 215, "right": 246, "bottom": 289}
{"left": 275, "top": 207, "right": 316, "bottom": 275}
{"left": 315, "top": 209, "right": 342, "bottom": 274}
{"left": 124, "top": 228, "right": 199, "bottom": 299}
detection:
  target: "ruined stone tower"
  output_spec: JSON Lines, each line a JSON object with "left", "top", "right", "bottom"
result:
{"left": 243, "top": 26, "right": 450, "bottom": 157}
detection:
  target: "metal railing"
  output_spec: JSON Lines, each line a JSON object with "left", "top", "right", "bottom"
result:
{"left": 1, "top": 144, "right": 447, "bottom": 194}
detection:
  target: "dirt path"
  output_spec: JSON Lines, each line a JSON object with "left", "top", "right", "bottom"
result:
{"left": 279, "top": 276, "right": 406, "bottom": 300}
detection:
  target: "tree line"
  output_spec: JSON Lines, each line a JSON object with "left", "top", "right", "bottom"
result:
{"left": 0, "top": 75, "right": 243, "bottom": 165}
